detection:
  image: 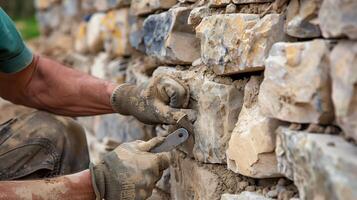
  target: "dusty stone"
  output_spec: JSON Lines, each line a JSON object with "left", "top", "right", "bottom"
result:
{"left": 130, "top": 0, "right": 177, "bottom": 16}
{"left": 87, "top": 13, "right": 105, "bottom": 53}
{"left": 93, "top": 114, "right": 155, "bottom": 144}
{"left": 143, "top": 7, "right": 200, "bottom": 64}
{"left": 129, "top": 16, "right": 145, "bottom": 52}
{"left": 221, "top": 192, "right": 272, "bottom": 200}
{"left": 153, "top": 66, "right": 246, "bottom": 163}
{"left": 126, "top": 56, "right": 159, "bottom": 86}
{"left": 94, "top": 0, "right": 131, "bottom": 11}
{"left": 101, "top": 9, "right": 132, "bottom": 57}
{"left": 232, "top": 0, "right": 273, "bottom": 4}
{"left": 258, "top": 40, "right": 334, "bottom": 124}
{"left": 74, "top": 22, "right": 89, "bottom": 53}
{"left": 170, "top": 151, "right": 251, "bottom": 200}
{"left": 90, "top": 53, "right": 111, "bottom": 80}
{"left": 276, "top": 127, "right": 357, "bottom": 200}
{"left": 226, "top": 3, "right": 237, "bottom": 13}
{"left": 241, "top": 0, "right": 273, "bottom": 3}
{"left": 319, "top": 0, "right": 357, "bottom": 39}
{"left": 209, "top": 0, "right": 231, "bottom": 7}
{"left": 196, "top": 14, "right": 285, "bottom": 75}
{"left": 188, "top": 6, "right": 214, "bottom": 28}
{"left": 34, "top": 0, "right": 61, "bottom": 10}
{"left": 80, "top": 0, "right": 97, "bottom": 14}
{"left": 330, "top": 41, "right": 357, "bottom": 141}
{"left": 285, "top": 0, "right": 322, "bottom": 38}
{"left": 266, "top": 189, "right": 278, "bottom": 198}
{"left": 227, "top": 76, "right": 283, "bottom": 178}
{"left": 36, "top": 5, "right": 63, "bottom": 35}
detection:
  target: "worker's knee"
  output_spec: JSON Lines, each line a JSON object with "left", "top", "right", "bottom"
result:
{"left": 0, "top": 111, "right": 89, "bottom": 180}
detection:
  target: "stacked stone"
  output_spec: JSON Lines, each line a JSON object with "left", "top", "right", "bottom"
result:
{"left": 34, "top": 0, "right": 357, "bottom": 199}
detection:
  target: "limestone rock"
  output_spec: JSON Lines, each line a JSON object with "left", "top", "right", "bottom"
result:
{"left": 101, "top": 9, "right": 132, "bottom": 57}
{"left": 227, "top": 76, "right": 283, "bottom": 178}
{"left": 319, "top": 0, "right": 357, "bottom": 39}
{"left": 87, "top": 13, "right": 105, "bottom": 53}
{"left": 153, "top": 66, "right": 246, "bottom": 163}
{"left": 258, "top": 40, "right": 334, "bottom": 124}
{"left": 226, "top": 4, "right": 237, "bottom": 13}
{"left": 91, "top": 53, "right": 127, "bottom": 82}
{"left": 93, "top": 114, "right": 155, "bottom": 145}
{"left": 276, "top": 127, "right": 357, "bottom": 200}
{"left": 170, "top": 151, "right": 254, "bottom": 200}
{"left": 143, "top": 7, "right": 200, "bottom": 64}
{"left": 36, "top": 5, "right": 63, "bottom": 35}
{"left": 130, "top": 0, "right": 177, "bottom": 16}
{"left": 74, "top": 22, "right": 88, "bottom": 53}
{"left": 94, "top": 0, "right": 131, "bottom": 11}
{"left": 34, "top": 0, "right": 61, "bottom": 10}
{"left": 232, "top": 0, "right": 273, "bottom": 4}
{"left": 129, "top": 16, "right": 145, "bottom": 52}
{"left": 209, "top": 0, "right": 231, "bottom": 7}
{"left": 221, "top": 192, "right": 272, "bottom": 200}
{"left": 188, "top": 6, "right": 211, "bottom": 28}
{"left": 196, "top": 14, "right": 285, "bottom": 75}
{"left": 126, "top": 56, "right": 159, "bottom": 86}
{"left": 285, "top": 0, "right": 322, "bottom": 38}
{"left": 330, "top": 41, "right": 357, "bottom": 141}
{"left": 90, "top": 53, "right": 111, "bottom": 79}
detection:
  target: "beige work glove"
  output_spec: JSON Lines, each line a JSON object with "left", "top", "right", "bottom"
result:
{"left": 90, "top": 137, "right": 170, "bottom": 200}
{"left": 110, "top": 74, "right": 193, "bottom": 125}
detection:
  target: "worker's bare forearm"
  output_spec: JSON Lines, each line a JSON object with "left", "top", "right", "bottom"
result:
{"left": 0, "top": 55, "right": 117, "bottom": 116}
{"left": 0, "top": 170, "right": 95, "bottom": 200}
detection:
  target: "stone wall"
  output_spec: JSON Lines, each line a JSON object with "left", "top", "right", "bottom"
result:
{"left": 34, "top": 0, "right": 357, "bottom": 199}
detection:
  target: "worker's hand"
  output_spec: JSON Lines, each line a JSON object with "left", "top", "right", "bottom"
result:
{"left": 90, "top": 137, "right": 170, "bottom": 200}
{"left": 110, "top": 74, "right": 195, "bottom": 125}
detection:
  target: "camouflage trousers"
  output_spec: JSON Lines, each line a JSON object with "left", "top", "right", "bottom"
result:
{"left": 0, "top": 111, "right": 90, "bottom": 180}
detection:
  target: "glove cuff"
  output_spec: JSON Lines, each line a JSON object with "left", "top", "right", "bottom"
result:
{"left": 110, "top": 83, "right": 136, "bottom": 115}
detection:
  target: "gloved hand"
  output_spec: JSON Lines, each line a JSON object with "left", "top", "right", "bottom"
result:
{"left": 110, "top": 74, "right": 193, "bottom": 125}
{"left": 90, "top": 137, "right": 170, "bottom": 200}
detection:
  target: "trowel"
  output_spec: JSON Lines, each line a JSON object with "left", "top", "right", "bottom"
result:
{"left": 150, "top": 114, "right": 194, "bottom": 153}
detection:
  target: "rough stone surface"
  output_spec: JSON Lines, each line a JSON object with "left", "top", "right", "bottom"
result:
{"left": 196, "top": 14, "right": 285, "bottom": 75}
{"left": 285, "top": 0, "right": 322, "bottom": 38}
{"left": 227, "top": 76, "right": 283, "bottom": 178}
{"left": 93, "top": 114, "right": 155, "bottom": 144}
{"left": 36, "top": 5, "right": 63, "bottom": 35}
{"left": 153, "top": 66, "right": 246, "bottom": 163}
{"left": 170, "top": 151, "right": 253, "bottom": 200}
{"left": 188, "top": 6, "right": 211, "bottom": 28}
{"left": 94, "top": 0, "right": 131, "bottom": 11}
{"left": 209, "top": 0, "right": 231, "bottom": 7}
{"left": 34, "top": 0, "right": 61, "bottom": 10}
{"left": 232, "top": 0, "right": 273, "bottom": 4}
{"left": 129, "top": 15, "right": 145, "bottom": 52}
{"left": 330, "top": 41, "right": 357, "bottom": 141}
{"left": 130, "top": 0, "right": 177, "bottom": 16}
{"left": 258, "top": 40, "right": 334, "bottom": 124}
{"left": 221, "top": 192, "right": 272, "bottom": 200}
{"left": 276, "top": 127, "right": 357, "bottom": 200}
{"left": 87, "top": 13, "right": 105, "bottom": 53}
{"left": 319, "top": 0, "right": 357, "bottom": 39}
{"left": 101, "top": 9, "right": 132, "bottom": 57}
{"left": 74, "top": 22, "right": 89, "bottom": 53}
{"left": 143, "top": 7, "right": 200, "bottom": 64}
{"left": 126, "top": 56, "right": 159, "bottom": 86}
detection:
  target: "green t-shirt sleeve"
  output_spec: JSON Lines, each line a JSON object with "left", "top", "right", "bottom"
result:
{"left": 0, "top": 8, "right": 33, "bottom": 73}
